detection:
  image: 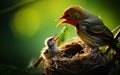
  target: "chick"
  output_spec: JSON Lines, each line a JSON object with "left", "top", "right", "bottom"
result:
{"left": 33, "top": 36, "right": 58, "bottom": 68}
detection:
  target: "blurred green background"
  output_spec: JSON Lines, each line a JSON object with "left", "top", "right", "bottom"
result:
{"left": 1, "top": 0, "right": 120, "bottom": 68}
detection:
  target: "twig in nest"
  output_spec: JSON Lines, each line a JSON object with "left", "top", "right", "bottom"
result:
{"left": 43, "top": 41, "right": 106, "bottom": 75}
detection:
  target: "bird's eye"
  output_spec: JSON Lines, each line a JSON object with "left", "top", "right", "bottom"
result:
{"left": 65, "top": 14, "right": 71, "bottom": 18}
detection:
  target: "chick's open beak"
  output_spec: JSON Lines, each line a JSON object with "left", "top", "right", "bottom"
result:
{"left": 53, "top": 35, "right": 59, "bottom": 42}
{"left": 56, "top": 16, "right": 67, "bottom": 27}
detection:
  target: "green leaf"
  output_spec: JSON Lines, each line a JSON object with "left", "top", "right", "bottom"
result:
{"left": 57, "top": 25, "right": 69, "bottom": 46}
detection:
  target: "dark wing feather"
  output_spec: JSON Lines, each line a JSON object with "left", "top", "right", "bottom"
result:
{"left": 79, "top": 21, "right": 114, "bottom": 39}
{"left": 86, "top": 22, "right": 117, "bottom": 44}
{"left": 88, "top": 24, "right": 113, "bottom": 37}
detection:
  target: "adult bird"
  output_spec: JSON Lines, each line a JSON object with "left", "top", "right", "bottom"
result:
{"left": 57, "top": 5, "right": 120, "bottom": 56}
{"left": 33, "top": 36, "right": 59, "bottom": 68}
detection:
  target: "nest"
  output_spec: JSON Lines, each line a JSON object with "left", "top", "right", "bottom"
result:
{"left": 42, "top": 41, "right": 109, "bottom": 75}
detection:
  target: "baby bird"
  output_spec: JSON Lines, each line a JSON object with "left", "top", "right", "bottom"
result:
{"left": 33, "top": 36, "right": 58, "bottom": 68}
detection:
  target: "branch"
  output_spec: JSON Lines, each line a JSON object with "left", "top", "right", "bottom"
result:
{"left": 0, "top": 0, "right": 40, "bottom": 15}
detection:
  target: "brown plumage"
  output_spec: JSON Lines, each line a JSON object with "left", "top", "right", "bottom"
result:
{"left": 57, "top": 5, "right": 120, "bottom": 56}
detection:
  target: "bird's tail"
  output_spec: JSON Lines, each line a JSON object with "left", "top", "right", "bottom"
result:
{"left": 112, "top": 44, "right": 120, "bottom": 56}
{"left": 33, "top": 56, "right": 43, "bottom": 68}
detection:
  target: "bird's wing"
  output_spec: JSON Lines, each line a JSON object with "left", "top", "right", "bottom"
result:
{"left": 33, "top": 48, "right": 46, "bottom": 68}
{"left": 79, "top": 21, "right": 113, "bottom": 37}
{"left": 41, "top": 47, "right": 48, "bottom": 53}
{"left": 89, "top": 25, "right": 106, "bottom": 33}
{"left": 82, "top": 21, "right": 114, "bottom": 38}
{"left": 33, "top": 56, "right": 43, "bottom": 68}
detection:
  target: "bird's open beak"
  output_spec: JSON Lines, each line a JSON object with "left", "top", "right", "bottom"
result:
{"left": 56, "top": 16, "right": 67, "bottom": 27}
{"left": 53, "top": 35, "right": 59, "bottom": 42}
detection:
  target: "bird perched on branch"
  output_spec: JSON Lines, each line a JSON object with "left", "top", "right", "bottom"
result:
{"left": 57, "top": 5, "right": 120, "bottom": 56}
{"left": 33, "top": 36, "right": 59, "bottom": 68}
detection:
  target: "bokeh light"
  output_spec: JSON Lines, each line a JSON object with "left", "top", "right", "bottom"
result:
{"left": 11, "top": 8, "right": 41, "bottom": 38}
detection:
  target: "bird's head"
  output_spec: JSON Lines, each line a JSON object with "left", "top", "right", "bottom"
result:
{"left": 57, "top": 5, "right": 88, "bottom": 27}
{"left": 45, "top": 35, "right": 59, "bottom": 48}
